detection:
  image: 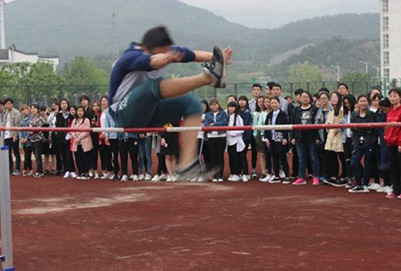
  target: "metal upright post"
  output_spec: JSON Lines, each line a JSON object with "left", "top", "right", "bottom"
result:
{"left": 0, "top": 132, "right": 14, "bottom": 271}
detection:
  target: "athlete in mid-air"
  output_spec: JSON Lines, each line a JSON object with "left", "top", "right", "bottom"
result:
{"left": 108, "top": 26, "right": 233, "bottom": 178}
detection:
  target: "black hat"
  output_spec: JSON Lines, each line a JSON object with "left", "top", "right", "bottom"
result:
{"left": 141, "top": 26, "right": 174, "bottom": 50}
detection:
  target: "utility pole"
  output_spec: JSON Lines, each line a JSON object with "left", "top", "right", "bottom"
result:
{"left": 372, "top": 65, "right": 380, "bottom": 80}
{"left": 359, "top": 61, "right": 369, "bottom": 74}
{"left": 331, "top": 65, "right": 341, "bottom": 82}
{"left": 0, "top": 0, "right": 6, "bottom": 49}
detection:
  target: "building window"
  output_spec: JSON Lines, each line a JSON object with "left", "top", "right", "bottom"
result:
{"left": 383, "top": 34, "right": 389, "bottom": 49}
{"left": 383, "top": 17, "right": 389, "bottom": 31}
{"left": 383, "top": 51, "right": 390, "bottom": 66}
{"left": 383, "top": 0, "right": 389, "bottom": 13}
{"left": 384, "top": 68, "right": 390, "bottom": 79}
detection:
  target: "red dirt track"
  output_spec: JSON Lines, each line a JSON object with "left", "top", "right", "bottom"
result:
{"left": 5, "top": 174, "right": 401, "bottom": 271}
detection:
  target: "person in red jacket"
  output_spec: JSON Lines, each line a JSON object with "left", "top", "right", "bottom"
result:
{"left": 384, "top": 88, "right": 401, "bottom": 199}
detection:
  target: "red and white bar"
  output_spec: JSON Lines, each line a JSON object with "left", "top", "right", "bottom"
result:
{"left": 0, "top": 122, "right": 401, "bottom": 133}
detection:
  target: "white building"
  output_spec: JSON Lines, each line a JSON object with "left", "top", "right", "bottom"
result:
{"left": 0, "top": 44, "right": 59, "bottom": 71}
{"left": 380, "top": 0, "right": 401, "bottom": 84}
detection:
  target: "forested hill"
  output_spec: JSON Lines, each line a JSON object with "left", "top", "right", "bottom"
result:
{"left": 5, "top": 0, "right": 379, "bottom": 65}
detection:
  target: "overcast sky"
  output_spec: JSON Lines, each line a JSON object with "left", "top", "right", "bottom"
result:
{"left": 179, "top": 0, "right": 379, "bottom": 28}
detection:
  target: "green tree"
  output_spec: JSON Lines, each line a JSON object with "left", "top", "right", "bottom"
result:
{"left": 288, "top": 61, "right": 323, "bottom": 91}
{"left": 63, "top": 56, "right": 109, "bottom": 85}
{"left": 340, "top": 71, "right": 371, "bottom": 95}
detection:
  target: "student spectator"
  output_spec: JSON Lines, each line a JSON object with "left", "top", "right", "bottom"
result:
{"left": 205, "top": 98, "right": 228, "bottom": 182}
{"left": 160, "top": 123, "right": 180, "bottom": 182}
{"left": 71, "top": 106, "right": 93, "bottom": 180}
{"left": 265, "top": 82, "right": 276, "bottom": 98}
{"left": 238, "top": 95, "right": 253, "bottom": 181}
{"left": 337, "top": 83, "right": 350, "bottom": 97}
{"left": 342, "top": 94, "right": 356, "bottom": 188}
{"left": 102, "top": 107, "right": 120, "bottom": 180}
{"left": 118, "top": 132, "right": 139, "bottom": 182}
{"left": 367, "top": 93, "right": 382, "bottom": 190}
{"left": 49, "top": 101, "right": 63, "bottom": 175}
{"left": 253, "top": 96, "right": 267, "bottom": 181}
{"left": 376, "top": 98, "right": 392, "bottom": 194}
{"left": 384, "top": 88, "right": 401, "bottom": 199}
{"left": 249, "top": 84, "right": 262, "bottom": 113}
{"left": 271, "top": 83, "right": 288, "bottom": 114}
{"left": 152, "top": 133, "right": 168, "bottom": 182}
{"left": 98, "top": 96, "right": 113, "bottom": 180}
{"left": 3, "top": 98, "right": 22, "bottom": 175}
{"left": 226, "top": 101, "right": 245, "bottom": 182}
{"left": 19, "top": 105, "right": 33, "bottom": 176}
{"left": 80, "top": 95, "right": 94, "bottom": 120}
{"left": 348, "top": 95, "right": 377, "bottom": 193}
{"left": 264, "top": 97, "right": 290, "bottom": 184}
{"left": 138, "top": 132, "right": 153, "bottom": 181}
{"left": 90, "top": 100, "right": 101, "bottom": 179}
{"left": 324, "top": 92, "right": 346, "bottom": 187}
{"left": 290, "top": 91, "right": 319, "bottom": 186}
{"left": 56, "top": 99, "right": 76, "bottom": 179}
{"left": 260, "top": 96, "right": 274, "bottom": 182}
{"left": 29, "top": 104, "right": 45, "bottom": 178}
{"left": 315, "top": 91, "right": 332, "bottom": 183}
{"left": 195, "top": 99, "right": 212, "bottom": 181}
{"left": 39, "top": 106, "right": 54, "bottom": 176}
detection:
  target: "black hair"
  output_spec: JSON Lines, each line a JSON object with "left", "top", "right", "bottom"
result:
{"left": 337, "top": 83, "right": 349, "bottom": 90}
{"left": 301, "top": 90, "right": 313, "bottom": 103}
{"left": 80, "top": 95, "right": 90, "bottom": 103}
{"left": 372, "top": 93, "right": 383, "bottom": 101}
{"left": 227, "top": 101, "right": 240, "bottom": 126}
{"left": 31, "top": 104, "right": 40, "bottom": 110}
{"left": 201, "top": 99, "right": 210, "bottom": 113}
{"left": 389, "top": 88, "right": 401, "bottom": 97}
{"left": 318, "top": 87, "right": 330, "bottom": 94}
{"left": 141, "top": 26, "right": 174, "bottom": 50}
{"left": 51, "top": 100, "right": 59, "bottom": 106}
{"left": 284, "top": 96, "right": 292, "bottom": 100}
{"left": 227, "top": 94, "right": 237, "bottom": 101}
{"left": 209, "top": 98, "right": 223, "bottom": 111}
{"left": 266, "top": 81, "right": 276, "bottom": 90}
{"left": 255, "top": 95, "right": 265, "bottom": 112}
{"left": 270, "top": 97, "right": 280, "bottom": 104}
{"left": 59, "top": 98, "right": 70, "bottom": 111}
{"left": 271, "top": 83, "right": 282, "bottom": 90}
{"left": 294, "top": 88, "right": 304, "bottom": 96}
{"left": 318, "top": 91, "right": 329, "bottom": 100}
{"left": 252, "top": 83, "right": 262, "bottom": 90}
{"left": 3, "top": 97, "right": 13, "bottom": 104}
{"left": 313, "top": 93, "right": 319, "bottom": 99}
{"left": 369, "top": 88, "right": 382, "bottom": 97}
{"left": 39, "top": 106, "right": 47, "bottom": 112}
{"left": 343, "top": 94, "right": 356, "bottom": 115}
{"left": 330, "top": 92, "right": 343, "bottom": 116}
{"left": 70, "top": 105, "right": 78, "bottom": 117}
{"left": 100, "top": 95, "right": 108, "bottom": 103}
{"left": 238, "top": 95, "right": 250, "bottom": 110}
{"left": 379, "top": 97, "right": 391, "bottom": 108}
{"left": 76, "top": 105, "right": 87, "bottom": 125}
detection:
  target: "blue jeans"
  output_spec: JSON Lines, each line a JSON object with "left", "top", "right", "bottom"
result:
{"left": 139, "top": 136, "right": 152, "bottom": 174}
{"left": 296, "top": 141, "right": 319, "bottom": 179}
{"left": 351, "top": 144, "right": 375, "bottom": 186}
{"left": 114, "top": 78, "right": 202, "bottom": 128}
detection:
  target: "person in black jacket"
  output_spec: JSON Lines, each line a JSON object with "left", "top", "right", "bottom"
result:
{"left": 290, "top": 91, "right": 320, "bottom": 186}
{"left": 264, "top": 97, "right": 290, "bottom": 184}
{"left": 348, "top": 95, "right": 377, "bottom": 193}
{"left": 56, "top": 99, "right": 76, "bottom": 178}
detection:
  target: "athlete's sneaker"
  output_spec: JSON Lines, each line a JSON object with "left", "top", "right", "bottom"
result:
{"left": 176, "top": 160, "right": 202, "bottom": 181}
{"left": 63, "top": 171, "right": 70, "bottom": 179}
{"left": 203, "top": 45, "right": 227, "bottom": 88}
{"left": 312, "top": 177, "right": 319, "bottom": 186}
{"left": 151, "top": 175, "right": 161, "bottom": 182}
{"left": 121, "top": 175, "right": 128, "bottom": 182}
{"left": 293, "top": 178, "right": 306, "bottom": 185}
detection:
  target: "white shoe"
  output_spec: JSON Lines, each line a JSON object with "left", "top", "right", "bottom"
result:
{"left": 121, "top": 175, "right": 128, "bottom": 182}
{"left": 368, "top": 183, "right": 381, "bottom": 191}
{"left": 171, "top": 175, "right": 177, "bottom": 182}
{"left": 132, "top": 175, "right": 138, "bottom": 182}
{"left": 94, "top": 173, "right": 100, "bottom": 179}
{"left": 212, "top": 178, "right": 218, "bottom": 183}
{"left": 243, "top": 175, "right": 249, "bottom": 182}
{"left": 218, "top": 178, "right": 224, "bottom": 182}
{"left": 363, "top": 186, "right": 370, "bottom": 193}
{"left": 229, "top": 175, "right": 241, "bottom": 182}
{"left": 279, "top": 169, "right": 285, "bottom": 178}
{"left": 377, "top": 185, "right": 392, "bottom": 193}
{"left": 151, "top": 175, "right": 160, "bottom": 182}
{"left": 190, "top": 177, "right": 198, "bottom": 182}
{"left": 251, "top": 170, "right": 257, "bottom": 178}
{"left": 166, "top": 176, "right": 172, "bottom": 182}
{"left": 70, "top": 172, "right": 77, "bottom": 178}
{"left": 138, "top": 174, "right": 144, "bottom": 180}
{"left": 89, "top": 171, "right": 94, "bottom": 178}
{"left": 228, "top": 175, "right": 234, "bottom": 181}
{"left": 260, "top": 174, "right": 273, "bottom": 183}
{"left": 160, "top": 174, "right": 168, "bottom": 180}
{"left": 100, "top": 173, "right": 110, "bottom": 180}
{"left": 144, "top": 174, "right": 152, "bottom": 181}
{"left": 63, "top": 171, "right": 70, "bottom": 178}
{"left": 197, "top": 176, "right": 206, "bottom": 182}
{"left": 109, "top": 174, "right": 114, "bottom": 180}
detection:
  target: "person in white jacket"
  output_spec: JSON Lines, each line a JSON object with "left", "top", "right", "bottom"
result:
{"left": 226, "top": 102, "right": 246, "bottom": 182}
